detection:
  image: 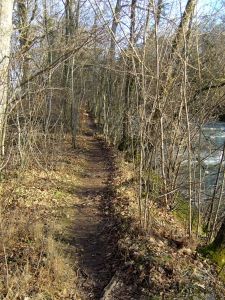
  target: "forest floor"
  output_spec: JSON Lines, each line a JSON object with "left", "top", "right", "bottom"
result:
{"left": 1, "top": 112, "right": 225, "bottom": 299}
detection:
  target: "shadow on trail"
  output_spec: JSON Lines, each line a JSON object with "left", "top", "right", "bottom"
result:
{"left": 68, "top": 115, "right": 121, "bottom": 299}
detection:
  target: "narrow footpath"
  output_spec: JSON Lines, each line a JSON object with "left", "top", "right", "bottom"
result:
{"left": 72, "top": 114, "right": 120, "bottom": 299}
{"left": 68, "top": 114, "right": 225, "bottom": 300}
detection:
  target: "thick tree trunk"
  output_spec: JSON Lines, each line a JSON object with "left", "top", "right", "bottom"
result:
{"left": 164, "top": 0, "right": 195, "bottom": 94}
{"left": 110, "top": 0, "right": 121, "bottom": 58}
{"left": 0, "top": 0, "right": 14, "bottom": 158}
{"left": 212, "top": 218, "right": 225, "bottom": 250}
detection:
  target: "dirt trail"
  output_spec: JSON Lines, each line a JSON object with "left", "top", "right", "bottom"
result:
{"left": 72, "top": 114, "right": 120, "bottom": 299}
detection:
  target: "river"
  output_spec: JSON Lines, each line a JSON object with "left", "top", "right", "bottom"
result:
{"left": 179, "top": 121, "right": 225, "bottom": 202}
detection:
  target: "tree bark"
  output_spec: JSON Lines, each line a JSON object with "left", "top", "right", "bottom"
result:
{"left": 164, "top": 0, "right": 195, "bottom": 92}
{"left": 123, "top": 0, "right": 137, "bottom": 144}
{"left": 109, "top": 0, "right": 121, "bottom": 58}
{"left": 0, "top": 0, "right": 14, "bottom": 158}
{"left": 16, "top": 0, "right": 37, "bottom": 88}
{"left": 212, "top": 218, "right": 225, "bottom": 250}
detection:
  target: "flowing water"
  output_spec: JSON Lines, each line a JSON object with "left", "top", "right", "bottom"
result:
{"left": 199, "top": 122, "right": 225, "bottom": 201}
{"left": 179, "top": 121, "right": 225, "bottom": 202}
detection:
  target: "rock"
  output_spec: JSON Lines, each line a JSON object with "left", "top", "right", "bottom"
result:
{"left": 205, "top": 294, "right": 216, "bottom": 300}
{"left": 124, "top": 261, "right": 134, "bottom": 268}
{"left": 172, "top": 237, "right": 185, "bottom": 248}
{"left": 178, "top": 247, "right": 192, "bottom": 255}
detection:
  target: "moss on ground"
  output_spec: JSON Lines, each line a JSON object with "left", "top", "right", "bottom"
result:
{"left": 199, "top": 242, "right": 225, "bottom": 280}
{"left": 172, "top": 194, "right": 199, "bottom": 231}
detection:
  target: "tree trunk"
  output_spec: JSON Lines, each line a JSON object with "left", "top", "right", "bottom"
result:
{"left": 109, "top": 0, "right": 121, "bottom": 58}
{"left": 123, "top": 0, "right": 137, "bottom": 144}
{"left": 164, "top": 0, "right": 195, "bottom": 93}
{"left": 212, "top": 218, "right": 225, "bottom": 250}
{"left": 0, "top": 0, "right": 14, "bottom": 158}
{"left": 16, "top": 0, "right": 37, "bottom": 89}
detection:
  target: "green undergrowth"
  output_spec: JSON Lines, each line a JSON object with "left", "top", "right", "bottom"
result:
{"left": 199, "top": 243, "right": 225, "bottom": 280}
{"left": 172, "top": 194, "right": 199, "bottom": 231}
{"left": 139, "top": 169, "right": 163, "bottom": 201}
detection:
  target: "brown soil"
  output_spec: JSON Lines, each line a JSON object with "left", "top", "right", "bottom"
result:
{"left": 69, "top": 114, "right": 225, "bottom": 300}
{"left": 72, "top": 115, "right": 121, "bottom": 299}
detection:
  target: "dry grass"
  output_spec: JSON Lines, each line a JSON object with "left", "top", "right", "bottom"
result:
{"left": 112, "top": 154, "right": 225, "bottom": 299}
{"left": 0, "top": 133, "right": 81, "bottom": 299}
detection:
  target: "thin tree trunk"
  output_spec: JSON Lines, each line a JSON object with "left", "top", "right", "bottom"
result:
{"left": 123, "top": 0, "right": 137, "bottom": 144}
{"left": 182, "top": 16, "right": 192, "bottom": 236}
{"left": 209, "top": 145, "right": 225, "bottom": 242}
{"left": 43, "top": 0, "right": 54, "bottom": 133}
{"left": 207, "top": 143, "right": 225, "bottom": 240}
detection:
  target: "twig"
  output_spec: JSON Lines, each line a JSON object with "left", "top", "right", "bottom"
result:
{"left": 100, "top": 270, "right": 120, "bottom": 300}
{"left": 217, "top": 262, "right": 225, "bottom": 277}
{"left": 89, "top": 219, "right": 109, "bottom": 241}
{"left": 0, "top": 208, "right": 9, "bottom": 290}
